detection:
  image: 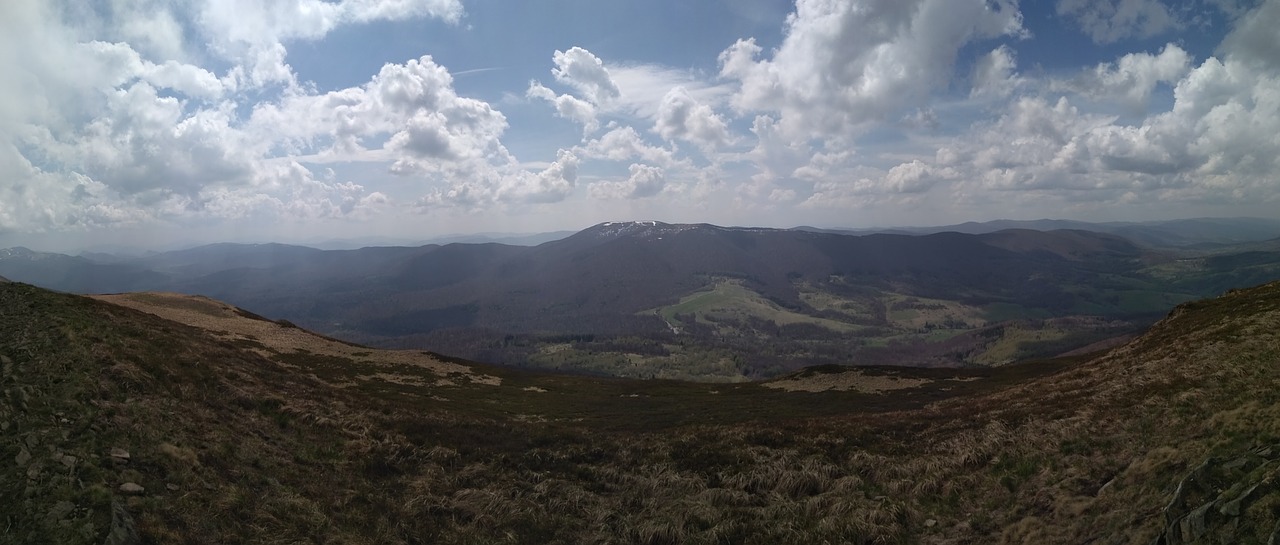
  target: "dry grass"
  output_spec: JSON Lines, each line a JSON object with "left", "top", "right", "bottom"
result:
{"left": 762, "top": 369, "right": 932, "bottom": 393}
{"left": 4, "top": 281, "right": 1280, "bottom": 544}
{"left": 93, "top": 292, "right": 501, "bottom": 386}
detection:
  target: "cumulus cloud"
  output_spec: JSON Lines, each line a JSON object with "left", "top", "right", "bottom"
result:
{"left": 1056, "top": 43, "right": 1192, "bottom": 113}
{"left": 499, "top": 149, "right": 581, "bottom": 204}
{"left": 654, "top": 86, "right": 731, "bottom": 152}
{"left": 719, "top": 0, "right": 1025, "bottom": 139}
{"left": 0, "top": 0, "right": 493, "bottom": 232}
{"left": 579, "top": 125, "right": 682, "bottom": 168}
{"left": 4, "top": 0, "right": 1278, "bottom": 236}
{"left": 527, "top": 47, "right": 623, "bottom": 135}
{"left": 795, "top": 156, "right": 958, "bottom": 210}
{"left": 1056, "top": 0, "right": 1181, "bottom": 44}
{"left": 551, "top": 47, "right": 621, "bottom": 105}
{"left": 199, "top": 0, "right": 464, "bottom": 89}
{"left": 0, "top": 142, "right": 150, "bottom": 233}
{"left": 883, "top": 160, "right": 958, "bottom": 193}
{"left": 742, "top": 115, "right": 815, "bottom": 190}
{"left": 240, "top": 53, "right": 588, "bottom": 208}
{"left": 878, "top": 20, "right": 1280, "bottom": 209}
{"left": 590, "top": 164, "right": 667, "bottom": 200}
{"left": 527, "top": 81, "right": 600, "bottom": 133}
{"left": 970, "top": 45, "right": 1023, "bottom": 99}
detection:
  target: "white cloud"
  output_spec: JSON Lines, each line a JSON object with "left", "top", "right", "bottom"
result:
{"left": 719, "top": 0, "right": 1025, "bottom": 139}
{"left": 742, "top": 115, "right": 812, "bottom": 187}
{"left": 498, "top": 149, "right": 581, "bottom": 204}
{"left": 608, "top": 64, "right": 733, "bottom": 120}
{"left": 590, "top": 163, "right": 667, "bottom": 200}
{"left": 0, "top": 142, "right": 149, "bottom": 233}
{"left": 0, "top": 0, "right": 483, "bottom": 234}
{"left": 2, "top": 0, "right": 1277, "bottom": 239}
{"left": 654, "top": 86, "right": 731, "bottom": 152}
{"left": 879, "top": 30, "right": 1280, "bottom": 208}
{"left": 527, "top": 81, "right": 600, "bottom": 134}
{"left": 551, "top": 47, "right": 621, "bottom": 105}
{"left": 247, "top": 55, "right": 586, "bottom": 208}
{"left": 970, "top": 45, "right": 1023, "bottom": 99}
{"left": 198, "top": 0, "right": 464, "bottom": 89}
{"left": 884, "top": 160, "right": 957, "bottom": 193}
{"left": 526, "top": 47, "right": 625, "bottom": 136}
{"left": 1056, "top": 0, "right": 1181, "bottom": 44}
{"left": 579, "top": 125, "right": 682, "bottom": 168}
{"left": 901, "top": 108, "right": 940, "bottom": 131}
{"left": 655, "top": 86, "right": 737, "bottom": 152}
{"left": 526, "top": 46, "right": 738, "bottom": 157}
{"left": 1056, "top": 43, "right": 1192, "bottom": 113}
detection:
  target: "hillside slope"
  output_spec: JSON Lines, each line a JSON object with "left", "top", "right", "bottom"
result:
{"left": 2, "top": 281, "right": 1280, "bottom": 544}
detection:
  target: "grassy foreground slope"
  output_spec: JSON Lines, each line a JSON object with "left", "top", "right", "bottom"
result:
{"left": 2, "top": 282, "right": 1279, "bottom": 544}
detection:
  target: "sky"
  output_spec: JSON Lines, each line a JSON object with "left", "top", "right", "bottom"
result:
{"left": 2, "top": 0, "right": 1279, "bottom": 251}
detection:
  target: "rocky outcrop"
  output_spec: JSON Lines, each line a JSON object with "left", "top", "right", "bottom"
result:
{"left": 1153, "top": 444, "right": 1280, "bottom": 544}
{"left": 102, "top": 499, "right": 140, "bottom": 545}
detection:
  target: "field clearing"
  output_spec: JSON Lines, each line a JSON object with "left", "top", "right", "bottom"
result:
{"left": 881, "top": 292, "right": 987, "bottom": 329}
{"left": 797, "top": 286, "right": 880, "bottom": 320}
{"left": 653, "top": 279, "right": 862, "bottom": 333}
{"left": 972, "top": 325, "right": 1075, "bottom": 365}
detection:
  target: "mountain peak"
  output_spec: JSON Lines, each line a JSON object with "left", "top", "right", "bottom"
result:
{"left": 583, "top": 221, "right": 697, "bottom": 239}
{"left": 580, "top": 221, "right": 785, "bottom": 241}
{"left": 0, "top": 247, "right": 40, "bottom": 260}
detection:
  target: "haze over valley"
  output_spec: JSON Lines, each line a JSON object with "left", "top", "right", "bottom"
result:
{"left": 4, "top": 217, "right": 1280, "bottom": 381}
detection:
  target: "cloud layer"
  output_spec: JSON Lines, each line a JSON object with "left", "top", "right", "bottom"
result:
{"left": 1, "top": 0, "right": 1277, "bottom": 243}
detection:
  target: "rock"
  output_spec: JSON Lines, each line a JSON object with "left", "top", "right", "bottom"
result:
{"left": 45, "top": 500, "right": 75, "bottom": 523}
{"left": 165, "top": 483, "right": 180, "bottom": 491}
{"left": 103, "top": 499, "right": 140, "bottom": 545}
{"left": 1223, "top": 457, "right": 1250, "bottom": 471}
{"left": 118, "top": 482, "right": 145, "bottom": 495}
{"left": 924, "top": 518, "right": 938, "bottom": 528}
{"left": 1220, "top": 483, "right": 1260, "bottom": 517}
{"left": 14, "top": 447, "right": 31, "bottom": 466}
{"left": 59, "top": 454, "right": 77, "bottom": 469}
{"left": 1177, "top": 501, "right": 1213, "bottom": 542}
{"left": 109, "top": 447, "right": 130, "bottom": 462}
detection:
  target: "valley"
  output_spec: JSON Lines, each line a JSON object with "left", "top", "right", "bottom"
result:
{"left": 4, "top": 219, "right": 1280, "bottom": 380}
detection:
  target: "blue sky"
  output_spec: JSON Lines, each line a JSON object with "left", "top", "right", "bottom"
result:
{"left": 1, "top": 0, "right": 1277, "bottom": 251}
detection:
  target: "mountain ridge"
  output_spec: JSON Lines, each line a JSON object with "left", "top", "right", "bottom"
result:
{"left": 3, "top": 221, "right": 1280, "bottom": 378}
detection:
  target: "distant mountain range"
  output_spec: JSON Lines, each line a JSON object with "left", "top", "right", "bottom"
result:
{"left": 3, "top": 218, "right": 1280, "bottom": 378}
{"left": 801, "top": 216, "right": 1280, "bottom": 250}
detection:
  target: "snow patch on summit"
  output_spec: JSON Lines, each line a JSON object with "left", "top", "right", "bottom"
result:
{"left": 588, "top": 221, "right": 700, "bottom": 239}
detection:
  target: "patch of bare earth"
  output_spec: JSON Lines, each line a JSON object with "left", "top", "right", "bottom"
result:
{"left": 93, "top": 292, "right": 501, "bottom": 386}
{"left": 762, "top": 370, "right": 931, "bottom": 393}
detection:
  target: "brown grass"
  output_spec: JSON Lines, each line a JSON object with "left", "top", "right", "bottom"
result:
{"left": 4, "top": 281, "right": 1280, "bottom": 545}
{"left": 93, "top": 292, "right": 501, "bottom": 386}
{"left": 762, "top": 369, "right": 932, "bottom": 393}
